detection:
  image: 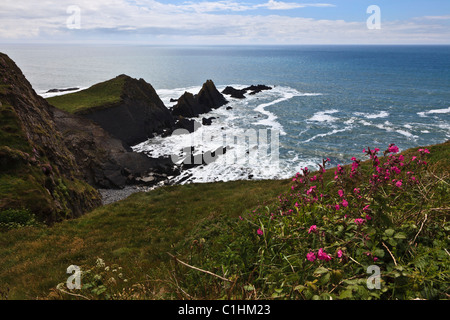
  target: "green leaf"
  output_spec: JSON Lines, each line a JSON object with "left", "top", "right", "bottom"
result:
{"left": 313, "top": 266, "right": 329, "bottom": 276}
{"left": 394, "top": 232, "right": 407, "bottom": 239}
{"left": 331, "top": 270, "right": 344, "bottom": 283}
{"left": 339, "top": 289, "right": 353, "bottom": 299}
{"left": 243, "top": 284, "right": 255, "bottom": 291}
{"left": 319, "top": 272, "right": 331, "bottom": 285}
{"left": 374, "top": 248, "right": 385, "bottom": 258}
{"left": 294, "top": 285, "right": 305, "bottom": 293}
{"left": 384, "top": 229, "right": 395, "bottom": 237}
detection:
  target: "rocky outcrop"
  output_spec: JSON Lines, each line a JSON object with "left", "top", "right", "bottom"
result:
{"left": 46, "top": 87, "right": 79, "bottom": 93}
{"left": 78, "top": 75, "right": 175, "bottom": 147}
{"left": 222, "top": 84, "right": 272, "bottom": 99}
{"left": 0, "top": 52, "right": 101, "bottom": 223}
{"left": 245, "top": 84, "right": 272, "bottom": 95}
{"left": 222, "top": 86, "right": 246, "bottom": 99}
{"left": 171, "top": 80, "right": 228, "bottom": 118}
{"left": 52, "top": 107, "right": 177, "bottom": 189}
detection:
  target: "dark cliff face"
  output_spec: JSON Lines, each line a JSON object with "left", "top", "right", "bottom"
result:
{"left": 82, "top": 75, "right": 175, "bottom": 147}
{"left": 0, "top": 52, "right": 101, "bottom": 223}
{"left": 52, "top": 107, "right": 161, "bottom": 189}
{"left": 171, "top": 79, "right": 228, "bottom": 118}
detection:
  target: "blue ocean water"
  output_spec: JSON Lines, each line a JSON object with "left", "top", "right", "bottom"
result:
{"left": 2, "top": 44, "right": 449, "bottom": 182}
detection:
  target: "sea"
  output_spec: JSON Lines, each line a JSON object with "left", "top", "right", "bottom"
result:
{"left": 2, "top": 44, "right": 449, "bottom": 184}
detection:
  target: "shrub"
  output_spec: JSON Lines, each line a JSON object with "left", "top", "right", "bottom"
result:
{"left": 173, "top": 144, "right": 449, "bottom": 300}
{"left": 0, "top": 208, "right": 41, "bottom": 232}
{"left": 51, "top": 258, "right": 152, "bottom": 300}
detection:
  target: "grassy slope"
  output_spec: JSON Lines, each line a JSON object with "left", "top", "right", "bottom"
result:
{"left": 46, "top": 76, "right": 126, "bottom": 114}
{"left": 0, "top": 179, "right": 290, "bottom": 299}
{"left": 0, "top": 141, "right": 448, "bottom": 299}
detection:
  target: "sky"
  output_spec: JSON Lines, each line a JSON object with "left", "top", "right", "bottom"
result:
{"left": 0, "top": 0, "right": 449, "bottom": 44}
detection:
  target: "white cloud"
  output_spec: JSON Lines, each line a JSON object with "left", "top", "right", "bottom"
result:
{"left": 0, "top": 0, "right": 449, "bottom": 44}
{"left": 257, "top": 1, "right": 335, "bottom": 10}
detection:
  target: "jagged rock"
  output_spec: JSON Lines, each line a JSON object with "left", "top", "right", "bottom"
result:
{"left": 197, "top": 80, "right": 228, "bottom": 109}
{"left": 222, "top": 86, "right": 246, "bottom": 99}
{"left": 222, "top": 84, "right": 272, "bottom": 99}
{"left": 171, "top": 80, "right": 228, "bottom": 118}
{"left": 174, "top": 117, "right": 201, "bottom": 133}
{"left": 171, "top": 91, "right": 207, "bottom": 118}
{"left": 202, "top": 117, "right": 216, "bottom": 126}
{"left": 245, "top": 84, "right": 272, "bottom": 95}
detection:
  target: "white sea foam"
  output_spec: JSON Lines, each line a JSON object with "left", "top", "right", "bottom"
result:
{"left": 307, "top": 109, "right": 339, "bottom": 123}
{"left": 355, "top": 111, "right": 389, "bottom": 119}
{"left": 359, "top": 119, "right": 418, "bottom": 140}
{"left": 38, "top": 87, "right": 88, "bottom": 98}
{"left": 252, "top": 86, "right": 310, "bottom": 135}
{"left": 418, "top": 107, "right": 450, "bottom": 117}
{"left": 134, "top": 84, "right": 322, "bottom": 184}
{"left": 302, "top": 127, "right": 352, "bottom": 143}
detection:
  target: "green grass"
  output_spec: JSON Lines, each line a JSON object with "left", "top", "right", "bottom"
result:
{"left": 0, "top": 102, "right": 31, "bottom": 153}
{"left": 0, "top": 179, "right": 290, "bottom": 299}
{"left": 46, "top": 75, "right": 126, "bottom": 114}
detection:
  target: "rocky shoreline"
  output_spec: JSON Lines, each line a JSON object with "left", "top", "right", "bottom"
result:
{"left": 98, "top": 84, "right": 274, "bottom": 204}
{"left": 0, "top": 50, "right": 276, "bottom": 221}
{"left": 48, "top": 77, "right": 273, "bottom": 205}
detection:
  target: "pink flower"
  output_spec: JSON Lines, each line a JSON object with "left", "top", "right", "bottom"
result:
{"left": 391, "top": 166, "right": 401, "bottom": 174}
{"left": 373, "top": 257, "right": 379, "bottom": 262}
{"left": 317, "top": 248, "right": 332, "bottom": 261}
{"left": 354, "top": 218, "right": 365, "bottom": 225}
{"left": 395, "top": 180, "right": 403, "bottom": 188}
{"left": 388, "top": 144, "right": 399, "bottom": 153}
{"left": 353, "top": 188, "right": 360, "bottom": 194}
{"left": 335, "top": 204, "right": 340, "bottom": 211}
{"left": 338, "top": 189, "right": 344, "bottom": 198}
{"left": 306, "top": 186, "right": 316, "bottom": 195}
{"left": 366, "top": 215, "right": 372, "bottom": 220}
{"left": 257, "top": 228, "right": 264, "bottom": 235}
{"left": 308, "top": 225, "right": 317, "bottom": 234}
{"left": 363, "top": 205, "right": 370, "bottom": 212}
{"left": 306, "top": 251, "right": 316, "bottom": 262}
{"left": 295, "top": 202, "right": 299, "bottom": 208}
{"left": 337, "top": 250, "right": 343, "bottom": 258}
{"left": 342, "top": 199, "right": 348, "bottom": 207}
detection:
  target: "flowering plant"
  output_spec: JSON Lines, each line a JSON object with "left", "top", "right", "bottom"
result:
{"left": 178, "top": 144, "right": 449, "bottom": 300}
